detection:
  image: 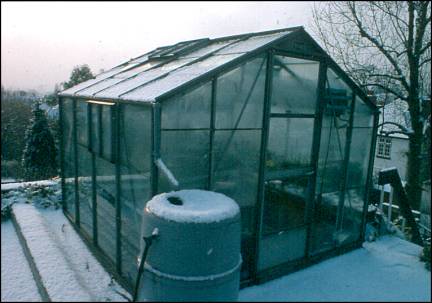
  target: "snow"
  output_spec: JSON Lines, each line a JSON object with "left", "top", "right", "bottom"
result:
{"left": 380, "top": 166, "right": 398, "bottom": 172}
{"left": 374, "top": 181, "right": 407, "bottom": 193}
{"left": 1, "top": 179, "right": 58, "bottom": 192}
{"left": 239, "top": 235, "right": 431, "bottom": 302}
{"left": 1, "top": 221, "right": 42, "bottom": 302}
{"left": 61, "top": 29, "right": 297, "bottom": 102}
{"left": 121, "top": 53, "right": 242, "bottom": 102}
{"left": 146, "top": 190, "right": 240, "bottom": 223}
{"left": 155, "top": 158, "right": 179, "bottom": 187}
{"left": 143, "top": 255, "right": 242, "bottom": 281}
{"left": 2, "top": 181, "right": 430, "bottom": 301}
{"left": 10, "top": 204, "right": 129, "bottom": 302}
{"left": 1, "top": 178, "right": 17, "bottom": 183}
{"left": 216, "top": 31, "right": 292, "bottom": 55}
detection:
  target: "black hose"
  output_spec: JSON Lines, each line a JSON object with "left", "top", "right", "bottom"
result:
{"left": 132, "top": 233, "right": 158, "bottom": 302}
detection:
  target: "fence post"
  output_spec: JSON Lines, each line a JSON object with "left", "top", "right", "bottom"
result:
{"left": 387, "top": 186, "right": 394, "bottom": 228}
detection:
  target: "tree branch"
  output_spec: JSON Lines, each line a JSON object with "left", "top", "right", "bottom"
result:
{"left": 419, "top": 41, "right": 431, "bottom": 55}
{"left": 348, "top": 2, "right": 411, "bottom": 91}
{"left": 361, "top": 82, "right": 407, "bottom": 101}
{"left": 419, "top": 57, "right": 431, "bottom": 67}
{"left": 414, "top": 1, "right": 430, "bottom": 58}
{"left": 369, "top": 73, "right": 405, "bottom": 81}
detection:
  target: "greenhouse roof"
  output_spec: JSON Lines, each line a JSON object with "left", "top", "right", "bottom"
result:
{"left": 59, "top": 26, "right": 304, "bottom": 103}
{"left": 59, "top": 26, "right": 376, "bottom": 110}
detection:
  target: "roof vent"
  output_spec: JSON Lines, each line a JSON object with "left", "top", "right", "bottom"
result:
{"left": 147, "top": 38, "right": 209, "bottom": 61}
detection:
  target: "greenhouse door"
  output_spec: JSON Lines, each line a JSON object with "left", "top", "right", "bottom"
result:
{"left": 258, "top": 55, "right": 320, "bottom": 271}
{"left": 259, "top": 116, "right": 315, "bottom": 270}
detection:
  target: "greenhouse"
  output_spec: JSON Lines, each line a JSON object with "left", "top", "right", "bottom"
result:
{"left": 58, "top": 26, "right": 379, "bottom": 291}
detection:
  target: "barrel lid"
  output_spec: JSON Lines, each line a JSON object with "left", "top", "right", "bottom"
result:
{"left": 146, "top": 190, "right": 240, "bottom": 223}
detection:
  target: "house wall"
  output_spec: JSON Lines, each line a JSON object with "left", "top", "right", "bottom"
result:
{"left": 373, "top": 135, "right": 409, "bottom": 181}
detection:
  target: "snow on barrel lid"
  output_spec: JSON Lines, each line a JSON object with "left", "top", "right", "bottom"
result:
{"left": 146, "top": 190, "right": 240, "bottom": 223}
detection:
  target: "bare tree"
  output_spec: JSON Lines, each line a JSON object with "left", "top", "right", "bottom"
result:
{"left": 312, "top": 1, "right": 431, "bottom": 209}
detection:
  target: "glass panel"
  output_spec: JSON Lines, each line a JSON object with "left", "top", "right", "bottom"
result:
{"left": 326, "top": 68, "right": 352, "bottom": 92}
{"left": 211, "top": 129, "right": 261, "bottom": 280}
{"left": 121, "top": 53, "right": 243, "bottom": 101}
{"left": 101, "top": 106, "right": 113, "bottom": 161}
{"left": 353, "top": 96, "right": 374, "bottom": 127}
{"left": 119, "top": 105, "right": 152, "bottom": 283}
{"left": 311, "top": 68, "right": 352, "bottom": 255}
{"left": 215, "top": 31, "right": 290, "bottom": 55}
{"left": 271, "top": 56, "right": 319, "bottom": 114}
{"left": 259, "top": 115, "right": 314, "bottom": 269}
{"left": 77, "top": 145, "right": 93, "bottom": 238}
{"left": 316, "top": 114, "right": 348, "bottom": 193}
{"left": 161, "top": 82, "right": 211, "bottom": 129}
{"left": 95, "top": 151, "right": 117, "bottom": 262}
{"left": 158, "top": 130, "right": 210, "bottom": 192}
{"left": 263, "top": 175, "right": 310, "bottom": 234}
{"left": 215, "top": 56, "right": 267, "bottom": 129}
{"left": 61, "top": 98, "right": 76, "bottom": 218}
{"left": 180, "top": 39, "right": 238, "bottom": 58}
{"left": 90, "top": 104, "right": 100, "bottom": 154}
{"left": 212, "top": 130, "right": 261, "bottom": 230}
{"left": 266, "top": 118, "right": 314, "bottom": 175}
{"left": 338, "top": 187, "right": 366, "bottom": 245}
{"left": 347, "top": 127, "right": 373, "bottom": 188}
{"left": 76, "top": 101, "right": 88, "bottom": 147}
{"left": 258, "top": 227, "right": 307, "bottom": 270}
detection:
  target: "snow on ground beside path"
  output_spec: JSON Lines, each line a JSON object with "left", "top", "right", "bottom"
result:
{"left": 1, "top": 180, "right": 58, "bottom": 192}
{"left": 12, "top": 204, "right": 93, "bottom": 302}
{"left": 1, "top": 221, "right": 42, "bottom": 302}
{"left": 12, "top": 204, "right": 129, "bottom": 302}
{"left": 41, "top": 208, "right": 130, "bottom": 302}
{"left": 239, "top": 235, "right": 431, "bottom": 302}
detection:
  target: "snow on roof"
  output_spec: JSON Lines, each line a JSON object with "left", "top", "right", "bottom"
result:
{"left": 146, "top": 190, "right": 240, "bottom": 224}
{"left": 59, "top": 27, "right": 300, "bottom": 102}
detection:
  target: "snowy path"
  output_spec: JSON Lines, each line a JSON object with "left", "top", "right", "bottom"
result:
{"left": 1, "top": 221, "right": 42, "bottom": 302}
{"left": 11, "top": 204, "right": 130, "bottom": 302}
{"left": 239, "top": 236, "right": 431, "bottom": 302}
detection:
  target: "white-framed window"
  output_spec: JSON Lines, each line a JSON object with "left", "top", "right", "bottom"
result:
{"left": 377, "top": 136, "right": 392, "bottom": 159}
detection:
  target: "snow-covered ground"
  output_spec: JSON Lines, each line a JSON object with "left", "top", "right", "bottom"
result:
{"left": 1, "top": 180, "right": 130, "bottom": 302}
{"left": 11, "top": 204, "right": 129, "bottom": 301}
{"left": 1, "top": 180, "right": 430, "bottom": 302}
{"left": 1, "top": 221, "right": 42, "bottom": 302}
{"left": 240, "top": 236, "right": 431, "bottom": 302}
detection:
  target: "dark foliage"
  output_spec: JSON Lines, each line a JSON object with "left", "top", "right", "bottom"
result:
{"left": 21, "top": 102, "right": 58, "bottom": 181}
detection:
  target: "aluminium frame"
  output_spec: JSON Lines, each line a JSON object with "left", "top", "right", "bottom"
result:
{"left": 59, "top": 35, "right": 379, "bottom": 291}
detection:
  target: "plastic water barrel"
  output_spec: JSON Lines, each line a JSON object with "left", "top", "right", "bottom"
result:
{"left": 136, "top": 190, "right": 241, "bottom": 302}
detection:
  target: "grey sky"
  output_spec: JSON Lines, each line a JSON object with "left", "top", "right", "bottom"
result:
{"left": 1, "top": 1, "right": 314, "bottom": 93}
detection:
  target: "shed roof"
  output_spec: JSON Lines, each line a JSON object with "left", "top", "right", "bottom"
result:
{"left": 58, "top": 26, "right": 376, "bottom": 110}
